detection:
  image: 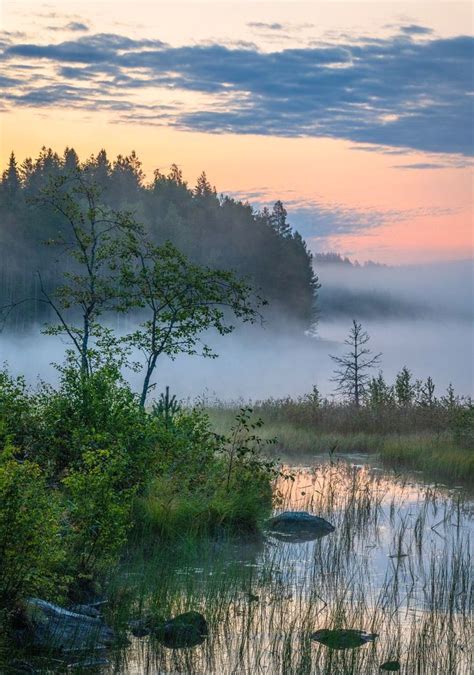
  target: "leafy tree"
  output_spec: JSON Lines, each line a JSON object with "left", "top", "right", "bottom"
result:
{"left": 330, "top": 320, "right": 381, "bottom": 406}
{"left": 32, "top": 173, "right": 141, "bottom": 374}
{"left": 118, "top": 237, "right": 265, "bottom": 407}
{"left": 441, "top": 383, "right": 459, "bottom": 410}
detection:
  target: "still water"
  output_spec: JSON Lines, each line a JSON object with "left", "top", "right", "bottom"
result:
{"left": 116, "top": 456, "right": 473, "bottom": 674}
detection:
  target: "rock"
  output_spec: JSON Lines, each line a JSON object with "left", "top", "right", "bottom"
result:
{"left": 311, "top": 628, "right": 378, "bottom": 650}
{"left": 267, "top": 511, "right": 335, "bottom": 542}
{"left": 380, "top": 661, "right": 401, "bottom": 671}
{"left": 158, "top": 611, "right": 208, "bottom": 649}
{"left": 69, "top": 604, "right": 102, "bottom": 619}
{"left": 24, "top": 598, "right": 115, "bottom": 652}
{"left": 129, "top": 618, "right": 151, "bottom": 638}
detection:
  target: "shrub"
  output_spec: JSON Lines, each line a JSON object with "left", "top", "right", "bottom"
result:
{"left": 452, "top": 405, "right": 474, "bottom": 449}
{"left": 0, "top": 370, "right": 37, "bottom": 451}
{"left": 135, "top": 407, "right": 276, "bottom": 537}
{"left": 0, "top": 446, "right": 65, "bottom": 610}
{"left": 34, "top": 363, "right": 158, "bottom": 482}
{"left": 62, "top": 448, "right": 136, "bottom": 588}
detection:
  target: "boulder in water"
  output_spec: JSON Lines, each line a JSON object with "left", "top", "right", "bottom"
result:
{"left": 267, "top": 511, "right": 335, "bottom": 542}
{"left": 311, "top": 628, "right": 378, "bottom": 650}
{"left": 158, "top": 611, "right": 208, "bottom": 649}
{"left": 380, "top": 661, "right": 401, "bottom": 671}
{"left": 24, "top": 598, "right": 115, "bottom": 652}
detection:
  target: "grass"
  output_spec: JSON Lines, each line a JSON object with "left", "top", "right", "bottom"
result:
{"left": 207, "top": 407, "right": 474, "bottom": 486}
{"left": 133, "top": 472, "right": 273, "bottom": 540}
{"left": 380, "top": 434, "right": 474, "bottom": 484}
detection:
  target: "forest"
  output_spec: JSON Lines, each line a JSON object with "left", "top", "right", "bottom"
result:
{"left": 0, "top": 148, "right": 318, "bottom": 331}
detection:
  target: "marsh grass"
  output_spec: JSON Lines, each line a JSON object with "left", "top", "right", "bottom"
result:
{"left": 207, "top": 406, "right": 474, "bottom": 485}
{"left": 6, "top": 460, "right": 472, "bottom": 673}
{"left": 108, "top": 462, "right": 472, "bottom": 673}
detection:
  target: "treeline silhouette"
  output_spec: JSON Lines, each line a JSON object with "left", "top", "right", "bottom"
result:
{"left": 314, "top": 252, "right": 387, "bottom": 268}
{"left": 0, "top": 147, "right": 318, "bottom": 330}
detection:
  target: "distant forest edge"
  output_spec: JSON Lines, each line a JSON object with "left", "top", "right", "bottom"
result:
{"left": 0, "top": 147, "right": 318, "bottom": 331}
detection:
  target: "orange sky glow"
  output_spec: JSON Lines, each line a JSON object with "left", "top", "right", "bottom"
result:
{"left": 1, "top": 1, "right": 472, "bottom": 264}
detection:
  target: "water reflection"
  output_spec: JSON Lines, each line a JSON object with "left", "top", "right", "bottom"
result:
{"left": 114, "top": 458, "right": 472, "bottom": 673}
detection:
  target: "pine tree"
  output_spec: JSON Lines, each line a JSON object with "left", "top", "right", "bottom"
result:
{"left": 194, "top": 171, "right": 215, "bottom": 198}
{"left": 395, "top": 366, "right": 415, "bottom": 406}
{"left": 420, "top": 376, "right": 436, "bottom": 407}
{"left": 1, "top": 152, "right": 20, "bottom": 195}
{"left": 63, "top": 147, "right": 79, "bottom": 175}
{"left": 270, "top": 200, "right": 292, "bottom": 237}
{"left": 367, "top": 372, "right": 393, "bottom": 408}
{"left": 330, "top": 320, "right": 382, "bottom": 406}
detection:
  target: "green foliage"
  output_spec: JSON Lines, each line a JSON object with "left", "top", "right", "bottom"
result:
{"left": 452, "top": 404, "right": 474, "bottom": 449}
{"left": 32, "top": 360, "right": 157, "bottom": 481}
{"left": 63, "top": 448, "right": 136, "bottom": 582}
{"left": 395, "top": 366, "right": 415, "bottom": 406}
{"left": 117, "top": 237, "right": 264, "bottom": 406}
{"left": 135, "top": 407, "right": 277, "bottom": 537}
{"left": 216, "top": 407, "right": 278, "bottom": 491}
{"left": 0, "top": 448, "right": 65, "bottom": 609}
{"left": 0, "top": 370, "right": 36, "bottom": 449}
{"left": 152, "top": 386, "right": 181, "bottom": 428}
{"left": 366, "top": 372, "right": 394, "bottom": 409}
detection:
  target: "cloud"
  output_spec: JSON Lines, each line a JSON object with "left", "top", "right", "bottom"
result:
{"left": 400, "top": 25, "right": 433, "bottom": 36}
{"left": 66, "top": 22, "right": 89, "bottom": 32}
{"left": 1, "top": 28, "right": 473, "bottom": 155}
{"left": 247, "top": 22, "right": 284, "bottom": 31}
{"left": 395, "top": 162, "right": 448, "bottom": 170}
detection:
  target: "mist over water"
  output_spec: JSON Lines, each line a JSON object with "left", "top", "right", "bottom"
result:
{"left": 1, "top": 260, "right": 472, "bottom": 400}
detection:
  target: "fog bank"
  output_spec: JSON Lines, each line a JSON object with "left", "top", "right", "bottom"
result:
{"left": 1, "top": 260, "right": 472, "bottom": 400}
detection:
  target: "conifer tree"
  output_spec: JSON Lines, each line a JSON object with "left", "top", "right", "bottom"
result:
{"left": 330, "top": 320, "right": 381, "bottom": 406}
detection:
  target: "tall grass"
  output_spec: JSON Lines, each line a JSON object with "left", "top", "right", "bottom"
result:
{"left": 207, "top": 403, "right": 474, "bottom": 486}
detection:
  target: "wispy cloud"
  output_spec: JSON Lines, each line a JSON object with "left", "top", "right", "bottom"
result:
{"left": 1, "top": 27, "right": 473, "bottom": 155}
{"left": 66, "top": 22, "right": 89, "bottom": 33}
{"left": 247, "top": 22, "right": 284, "bottom": 31}
{"left": 399, "top": 24, "right": 434, "bottom": 36}
{"left": 226, "top": 189, "right": 457, "bottom": 243}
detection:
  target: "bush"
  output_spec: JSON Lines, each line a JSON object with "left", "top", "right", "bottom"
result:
{"left": 63, "top": 448, "right": 136, "bottom": 587}
{"left": 0, "top": 447, "right": 65, "bottom": 610}
{"left": 33, "top": 363, "right": 159, "bottom": 482}
{"left": 452, "top": 405, "right": 474, "bottom": 449}
{"left": 135, "top": 407, "right": 276, "bottom": 537}
{"left": 0, "top": 370, "right": 37, "bottom": 451}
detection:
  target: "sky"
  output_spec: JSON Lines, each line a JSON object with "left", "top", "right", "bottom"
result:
{"left": 1, "top": 1, "right": 473, "bottom": 264}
